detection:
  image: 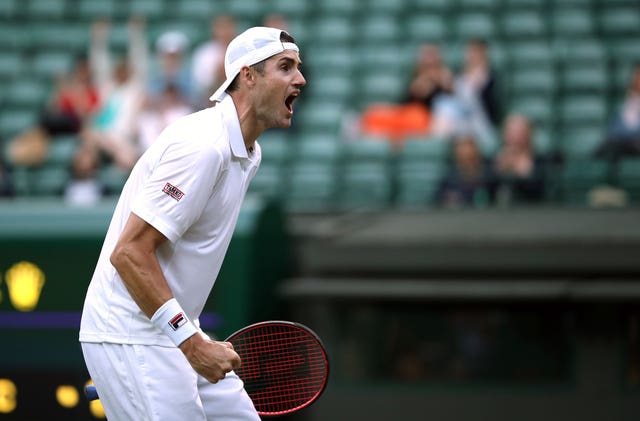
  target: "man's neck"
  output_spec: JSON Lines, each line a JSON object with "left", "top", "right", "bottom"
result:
{"left": 230, "top": 94, "right": 265, "bottom": 152}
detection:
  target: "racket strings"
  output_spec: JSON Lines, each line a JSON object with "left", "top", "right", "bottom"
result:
{"left": 230, "top": 324, "right": 328, "bottom": 415}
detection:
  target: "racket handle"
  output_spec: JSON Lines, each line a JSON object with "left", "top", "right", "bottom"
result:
{"left": 86, "top": 385, "right": 99, "bottom": 401}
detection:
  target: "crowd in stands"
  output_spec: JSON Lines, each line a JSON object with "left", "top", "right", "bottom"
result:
{"left": 1, "top": 9, "right": 639, "bottom": 210}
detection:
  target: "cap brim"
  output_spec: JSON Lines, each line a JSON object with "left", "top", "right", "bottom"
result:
{"left": 209, "top": 77, "right": 235, "bottom": 103}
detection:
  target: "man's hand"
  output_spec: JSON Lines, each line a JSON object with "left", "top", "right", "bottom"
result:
{"left": 179, "top": 334, "right": 241, "bottom": 384}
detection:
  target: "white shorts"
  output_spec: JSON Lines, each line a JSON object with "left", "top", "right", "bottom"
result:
{"left": 81, "top": 342, "right": 260, "bottom": 421}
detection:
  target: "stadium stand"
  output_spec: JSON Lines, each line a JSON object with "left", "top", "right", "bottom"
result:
{"left": 0, "top": 0, "right": 638, "bottom": 210}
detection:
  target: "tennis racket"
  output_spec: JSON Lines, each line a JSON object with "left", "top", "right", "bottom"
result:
{"left": 86, "top": 320, "right": 329, "bottom": 417}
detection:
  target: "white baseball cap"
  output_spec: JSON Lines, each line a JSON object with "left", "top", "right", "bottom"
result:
{"left": 209, "top": 26, "right": 299, "bottom": 103}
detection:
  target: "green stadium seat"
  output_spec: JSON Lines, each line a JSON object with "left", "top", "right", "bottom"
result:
{"left": 46, "top": 136, "right": 78, "bottom": 167}
{"left": 294, "top": 136, "right": 342, "bottom": 164}
{"left": 396, "top": 162, "right": 448, "bottom": 208}
{"left": 559, "top": 129, "right": 603, "bottom": 158}
{"left": 503, "top": 0, "right": 546, "bottom": 9}
{"left": 510, "top": 68, "right": 557, "bottom": 96}
{"left": 344, "top": 138, "right": 393, "bottom": 165}
{"left": 360, "top": 16, "right": 401, "bottom": 43}
{"left": 617, "top": 159, "right": 640, "bottom": 204}
{"left": 368, "top": 0, "right": 406, "bottom": 14}
{"left": 309, "top": 73, "right": 354, "bottom": 104}
{"left": 258, "top": 131, "right": 291, "bottom": 166}
{"left": 0, "top": 110, "right": 37, "bottom": 140}
{"left": 99, "top": 164, "right": 129, "bottom": 195}
{"left": 614, "top": 62, "right": 635, "bottom": 93}
{"left": 313, "top": 17, "right": 355, "bottom": 44}
{"left": 175, "top": 0, "right": 221, "bottom": 20}
{"left": 612, "top": 40, "right": 640, "bottom": 63}
{"left": 442, "top": 43, "right": 465, "bottom": 70}
{"left": 10, "top": 168, "right": 31, "bottom": 196}
{"left": 455, "top": 13, "right": 496, "bottom": 40}
{"left": 318, "top": 0, "right": 359, "bottom": 16}
{"left": 305, "top": 47, "right": 355, "bottom": 74}
{"left": 0, "top": 24, "right": 32, "bottom": 50}
{"left": 76, "top": 0, "right": 115, "bottom": 20}
{"left": 12, "top": 165, "right": 70, "bottom": 197}
{"left": 561, "top": 66, "right": 608, "bottom": 94}
{"left": 248, "top": 164, "right": 285, "bottom": 199}
{"left": 600, "top": 8, "right": 640, "bottom": 36}
{"left": 554, "top": 39, "right": 606, "bottom": 63}
{"left": 0, "top": 0, "right": 18, "bottom": 18}
{"left": 339, "top": 163, "right": 393, "bottom": 210}
{"left": 551, "top": 9, "right": 595, "bottom": 38}
{"left": 359, "top": 72, "right": 405, "bottom": 105}
{"left": 0, "top": 52, "right": 24, "bottom": 78}
{"left": 507, "top": 41, "right": 554, "bottom": 68}
{"left": 27, "top": 0, "right": 66, "bottom": 20}
{"left": 401, "top": 137, "right": 450, "bottom": 162}
{"left": 501, "top": 11, "right": 547, "bottom": 39}
{"left": 5, "top": 79, "right": 50, "bottom": 108}
{"left": 31, "top": 166, "right": 70, "bottom": 196}
{"left": 458, "top": 0, "right": 501, "bottom": 11}
{"left": 129, "top": 0, "right": 166, "bottom": 20}
{"left": 297, "top": 101, "right": 345, "bottom": 134}
{"left": 360, "top": 44, "right": 412, "bottom": 70}
{"left": 509, "top": 96, "right": 554, "bottom": 130}
{"left": 284, "top": 164, "right": 338, "bottom": 212}
{"left": 32, "top": 25, "right": 89, "bottom": 51}
{"left": 559, "top": 96, "right": 607, "bottom": 128}
{"left": 407, "top": 14, "right": 448, "bottom": 42}
{"left": 533, "top": 128, "right": 555, "bottom": 156}
{"left": 560, "top": 159, "right": 610, "bottom": 205}
{"left": 31, "top": 52, "right": 74, "bottom": 80}
{"left": 411, "top": 0, "right": 450, "bottom": 13}
{"left": 227, "top": 0, "right": 269, "bottom": 20}
{"left": 270, "top": 0, "right": 310, "bottom": 18}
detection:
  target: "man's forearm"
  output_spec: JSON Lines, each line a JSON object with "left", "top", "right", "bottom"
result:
{"left": 111, "top": 242, "right": 173, "bottom": 319}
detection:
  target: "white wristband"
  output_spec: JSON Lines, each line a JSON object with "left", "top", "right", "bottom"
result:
{"left": 151, "top": 298, "right": 198, "bottom": 347}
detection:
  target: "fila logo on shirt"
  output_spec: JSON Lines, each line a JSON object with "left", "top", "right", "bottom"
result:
{"left": 162, "top": 182, "right": 184, "bottom": 201}
{"left": 169, "top": 313, "right": 187, "bottom": 331}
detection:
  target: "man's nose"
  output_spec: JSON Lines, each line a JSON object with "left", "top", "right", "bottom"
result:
{"left": 294, "top": 69, "right": 306, "bottom": 88}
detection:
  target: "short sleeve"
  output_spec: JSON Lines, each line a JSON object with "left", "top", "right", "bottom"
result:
{"left": 131, "top": 139, "right": 224, "bottom": 242}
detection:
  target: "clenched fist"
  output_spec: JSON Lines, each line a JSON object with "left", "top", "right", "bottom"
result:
{"left": 179, "top": 334, "right": 241, "bottom": 384}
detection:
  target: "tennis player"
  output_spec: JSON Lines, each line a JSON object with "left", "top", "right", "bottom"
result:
{"left": 79, "top": 27, "right": 305, "bottom": 420}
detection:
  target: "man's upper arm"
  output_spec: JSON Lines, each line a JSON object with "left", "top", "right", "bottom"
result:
{"left": 130, "top": 139, "right": 225, "bottom": 242}
{"left": 116, "top": 212, "right": 169, "bottom": 255}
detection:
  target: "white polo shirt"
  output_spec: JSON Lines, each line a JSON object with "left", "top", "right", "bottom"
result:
{"left": 80, "top": 96, "right": 261, "bottom": 347}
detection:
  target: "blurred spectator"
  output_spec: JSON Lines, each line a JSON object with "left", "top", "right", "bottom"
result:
{"left": 191, "top": 15, "right": 236, "bottom": 108}
{"left": 492, "top": 114, "right": 545, "bottom": 205}
{"left": 263, "top": 13, "right": 289, "bottom": 31}
{"left": 597, "top": 62, "right": 640, "bottom": 160}
{"left": 136, "top": 83, "right": 192, "bottom": 152}
{"left": 437, "top": 135, "right": 493, "bottom": 208}
{"left": 82, "top": 19, "right": 148, "bottom": 171}
{"left": 6, "top": 55, "right": 100, "bottom": 167}
{"left": 453, "top": 39, "right": 501, "bottom": 151}
{"left": 404, "top": 44, "right": 454, "bottom": 111}
{"left": 148, "top": 30, "right": 192, "bottom": 106}
{"left": 64, "top": 145, "right": 105, "bottom": 206}
{"left": 455, "top": 39, "right": 501, "bottom": 127}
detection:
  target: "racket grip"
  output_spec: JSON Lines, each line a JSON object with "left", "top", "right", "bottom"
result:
{"left": 85, "top": 385, "right": 99, "bottom": 401}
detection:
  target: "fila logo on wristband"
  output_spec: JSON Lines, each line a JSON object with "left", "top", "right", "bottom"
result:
{"left": 169, "top": 313, "right": 187, "bottom": 331}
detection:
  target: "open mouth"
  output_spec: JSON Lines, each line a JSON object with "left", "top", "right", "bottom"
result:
{"left": 285, "top": 92, "right": 299, "bottom": 114}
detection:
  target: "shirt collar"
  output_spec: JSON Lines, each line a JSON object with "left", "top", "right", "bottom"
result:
{"left": 218, "top": 95, "right": 248, "bottom": 159}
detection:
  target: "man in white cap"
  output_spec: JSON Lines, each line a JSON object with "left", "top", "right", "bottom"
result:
{"left": 79, "top": 27, "right": 305, "bottom": 420}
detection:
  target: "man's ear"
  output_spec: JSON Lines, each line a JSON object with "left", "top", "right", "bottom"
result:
{"left": 240, "top": 66, "right": 256, "bottom": 88}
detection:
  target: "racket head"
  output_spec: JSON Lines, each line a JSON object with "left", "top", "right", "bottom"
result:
{"left": 226, "top": 320, "right": 329, "bottom": 417}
